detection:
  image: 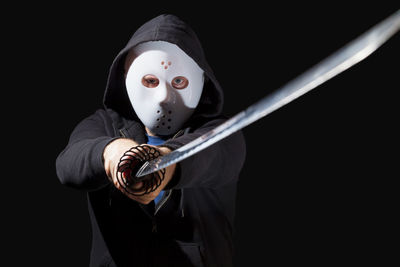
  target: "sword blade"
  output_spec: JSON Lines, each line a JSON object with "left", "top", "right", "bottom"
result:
{"left": 136, "top": 10, "right": 400, "bottom": 177}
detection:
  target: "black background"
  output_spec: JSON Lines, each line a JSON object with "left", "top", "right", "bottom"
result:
{"left": 4, "top": 3, "right": 399, "bottom": 266}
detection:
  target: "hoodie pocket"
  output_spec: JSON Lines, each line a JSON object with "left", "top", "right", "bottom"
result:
{"left": 174, "top": 240, "right": 205, "bottom": 267}
{"left": 98, "top": 252, "right": 117, "bottom": 267}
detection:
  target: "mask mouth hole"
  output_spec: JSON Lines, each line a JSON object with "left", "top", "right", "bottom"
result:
{"left": 153, "top": 109, "right": 174, "bottom": 132}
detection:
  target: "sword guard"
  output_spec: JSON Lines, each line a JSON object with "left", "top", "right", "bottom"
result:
{"left": 116, "top": 145, "right": 165, "bottom": 196}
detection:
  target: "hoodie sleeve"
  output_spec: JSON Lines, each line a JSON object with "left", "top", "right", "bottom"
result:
{"left": 162, "top": 118, "right": 246, "bottom": 189}
{"left": 55, "top": 109, "right": 117, "bottom": 191}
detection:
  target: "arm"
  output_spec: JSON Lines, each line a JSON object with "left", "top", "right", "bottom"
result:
{"left": 56, "top": 109, "right": 176, "bottom": 203}
{"left": 55, "top": 109, "right": 117, "bottom": 191}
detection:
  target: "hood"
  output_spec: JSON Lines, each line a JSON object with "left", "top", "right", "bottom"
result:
{"left": 103, "top": 14, "right": 224, "bottom": 124}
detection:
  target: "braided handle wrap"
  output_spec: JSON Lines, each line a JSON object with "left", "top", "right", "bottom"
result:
{"left": 116, "top": 145, "right": 166, "bottom": 196}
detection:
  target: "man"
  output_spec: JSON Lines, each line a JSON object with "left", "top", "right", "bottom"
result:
{"left": 56, "top": 14, "right": 246, "bottom": 267}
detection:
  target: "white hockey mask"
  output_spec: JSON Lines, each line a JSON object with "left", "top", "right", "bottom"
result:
{"left": 125, "top": 41, "right": 204, "bottom": 136}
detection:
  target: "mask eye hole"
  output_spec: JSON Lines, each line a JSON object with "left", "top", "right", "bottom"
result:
{"left": 171, "top": 76, "right": 189, "bottom": 89}
{"left": 142, "top": 74, "right": 159, "bottom": 88}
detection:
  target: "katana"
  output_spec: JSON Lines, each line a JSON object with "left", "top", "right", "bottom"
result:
{"left": 136, "top": 10, "right": 400, "bottom": 177}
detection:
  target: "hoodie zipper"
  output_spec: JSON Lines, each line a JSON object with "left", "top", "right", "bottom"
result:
{"left": 152, "top": 128, "right": 186, "bottom": 215}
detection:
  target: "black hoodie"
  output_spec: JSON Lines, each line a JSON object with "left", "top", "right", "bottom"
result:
{"left": 56, "top": 14, "right": 246, "bottom": 267}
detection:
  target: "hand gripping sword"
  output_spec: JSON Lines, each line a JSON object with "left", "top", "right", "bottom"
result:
{"left": 136, "top": 10, "right": 400, "bottom": 177}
